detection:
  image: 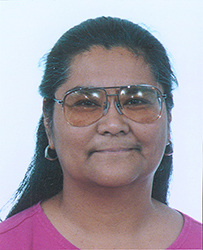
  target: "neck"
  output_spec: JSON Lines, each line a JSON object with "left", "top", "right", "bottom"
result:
{"left": 56, "top": 176, "right": 156, "bottom": 233}
{"left": 41, "top": 176, "right": 180, "bottom": 250}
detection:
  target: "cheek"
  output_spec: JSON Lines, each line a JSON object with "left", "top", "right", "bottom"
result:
{"left": 54, "top": 126, "right": 88, "bottom": 160}
{"left": 137, "top": 115, "right": 169, "bottom": 168}
{"left": 51, "top": 111, "right": 94, "bottom": 173}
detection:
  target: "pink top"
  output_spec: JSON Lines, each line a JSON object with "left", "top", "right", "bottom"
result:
{"left": 0, "top": 202, "right": 202, "bottom": 249}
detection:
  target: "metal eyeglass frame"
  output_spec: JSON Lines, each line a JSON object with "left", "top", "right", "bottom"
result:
{"left": 53, "top": 84, "right": 167, "bottom": 123}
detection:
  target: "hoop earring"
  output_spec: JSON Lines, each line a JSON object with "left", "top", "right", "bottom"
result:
{"left": 165, "top": 141, "right": 173, "bottom": 156}
{"left": 45, "top": 145, "right": 58, "bottom": 161}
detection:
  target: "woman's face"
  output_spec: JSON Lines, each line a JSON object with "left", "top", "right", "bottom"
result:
{"left": 45, "top": 46, "right": 170, "bottom": 188}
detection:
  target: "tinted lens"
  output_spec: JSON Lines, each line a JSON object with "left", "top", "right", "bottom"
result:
{"left": 119, "top": 86, "right": 162, "bottom": 123}
{"left": 59, "top": 86, "right": 164, "bottom": 126}
{"left": 63, "top": 88, "right": 106, "bottom": 126}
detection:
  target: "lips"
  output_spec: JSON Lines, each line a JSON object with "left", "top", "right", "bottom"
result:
{"left": 95, "top": 148, "right": 137, "bottom": 153}
{"left": 88, "top": 144, "right": 142, "bottom": 156}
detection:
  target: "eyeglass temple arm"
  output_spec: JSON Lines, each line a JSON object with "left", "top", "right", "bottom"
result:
{"left": 54, "top": 98, "right": 64, "bottom": 106}
{"left": 162, "top": 94, "right": 167, "bottom": 99}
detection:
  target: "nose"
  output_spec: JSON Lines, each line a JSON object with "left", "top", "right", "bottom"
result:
{"left": 97, "top": 98, "right": 130, "bottom": 136}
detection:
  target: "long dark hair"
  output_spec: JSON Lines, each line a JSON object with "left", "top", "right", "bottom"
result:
{"left": 6, "top": 16, "right": 177, "bottom": 218}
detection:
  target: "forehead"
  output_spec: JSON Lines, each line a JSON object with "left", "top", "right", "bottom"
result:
{"left": 56, "top": 46, "right": 158, "bottom": 96}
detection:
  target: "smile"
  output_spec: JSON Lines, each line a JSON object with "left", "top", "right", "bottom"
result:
{"left": 89, "top": 147, "right": 141, "bottom": 156}
{"left": 96, "top": 148, "right": 135, "bottom": 153}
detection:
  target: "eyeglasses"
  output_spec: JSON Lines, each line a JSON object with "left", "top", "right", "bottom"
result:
{"left": 54, "top": 84, "right": 167, "bottom": 127}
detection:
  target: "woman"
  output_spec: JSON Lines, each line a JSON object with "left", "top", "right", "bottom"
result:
{"left": 0, "top": 17, "right": 202, "bottom": 249}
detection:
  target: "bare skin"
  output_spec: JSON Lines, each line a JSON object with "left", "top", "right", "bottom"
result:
{"left": 42, "top": 46, "right": 183, "bottom": 249}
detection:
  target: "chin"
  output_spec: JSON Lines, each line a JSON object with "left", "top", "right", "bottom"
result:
{"left": 87, "top": 165, "right": 142, "bottom": 188}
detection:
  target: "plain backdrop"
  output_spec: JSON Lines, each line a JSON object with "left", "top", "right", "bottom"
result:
{"left": 0, "top": 0, "right": 202, "bottom": 221}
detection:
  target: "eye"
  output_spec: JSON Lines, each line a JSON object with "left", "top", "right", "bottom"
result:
{"left": 123, "top": 97, "right": 151, "bottom": 106}
{"left": 73, "top": 99, "right": 101, "bottom": 107}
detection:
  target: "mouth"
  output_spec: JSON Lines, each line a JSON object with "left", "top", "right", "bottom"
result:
{"left": 88, "top": 146, "right": 141, "bottom": 157}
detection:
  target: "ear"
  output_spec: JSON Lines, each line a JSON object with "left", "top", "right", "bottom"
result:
{"left": 167, "top": 111, "right": 172, "bottom": 124}
{"left": 167, "top": 112, "right": 172, "bottom": 144}
{"left": 43, "top": 99, "right": 55, "bottom": 150}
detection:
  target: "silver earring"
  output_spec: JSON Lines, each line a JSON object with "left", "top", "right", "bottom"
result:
{"left": 165, "top": 141, "right": 173, "bottom": 156}
{"left": 45, "top": 145, "right": 58, "bottom": 161}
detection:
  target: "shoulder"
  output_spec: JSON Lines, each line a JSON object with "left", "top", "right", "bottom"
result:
{"left": 0, "top": 203, "right": 42, "bottom": 249}
{"left": 0, "top": 202, "right": 79, "bottom": 250}
{"left": 0, "top": 203, "right": 40, "bottom": 234}
{"left": 168, "top": 212, "right": 202, "bottom": 249}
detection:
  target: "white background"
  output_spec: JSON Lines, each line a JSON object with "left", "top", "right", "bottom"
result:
{"left": 0, "top": 0, "right": 202, "bottom": 221}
